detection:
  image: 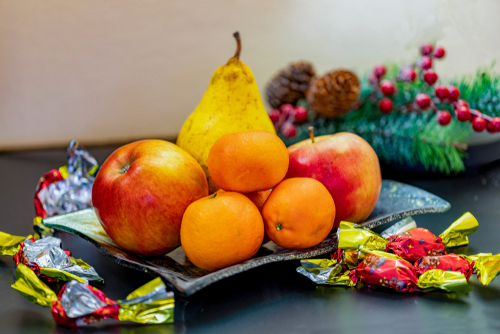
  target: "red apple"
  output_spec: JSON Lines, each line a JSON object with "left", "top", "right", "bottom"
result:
{"left": 92, "top": 140, "right": 209, "bottom": 256}
{"left": 285, "top": 132, "right": 381, "bottom": 230}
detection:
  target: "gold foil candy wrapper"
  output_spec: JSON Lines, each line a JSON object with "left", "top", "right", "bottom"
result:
{"left": 39, "top": 267, "right": 87, "bottom": 283}
{"left": 297, "top": 259, "right": 356, "bottom": 287}
{"left": 358, "top": 248, "right": 404, "bottom": 261}
{"left": 118, "top": 277, "right": 175, "bottom": 324}
{"left": 417, "top": 269, "right": 471, "bottom": 294}
{"left": 0, "top": 231, "right": 32, "bottom": 256}
{"left": 11, "top": 263, "right": 57, "bottom": 307}
{"left": 33, "top": 216, "right": 53, "bottom": 238}
{"left": 464, "top": 253, "right": 500, "bottom": 285}
{"left": 439, "top": 212, "right": 478, "bottom": 248}
{"left": 337, "top": 221, "right": 388, "bottom": 251}
{"left": 344, "top": 250, "right": 360, "bottom": 269}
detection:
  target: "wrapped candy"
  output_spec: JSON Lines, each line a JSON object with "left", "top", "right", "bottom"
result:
{"left": 416, "top": 253, "right": 500, "bottom": 285}
{"left": 34, "top": 140, "right": 98, "bottom": 223}
{"left": 415, "top": 254, "right": 475, "bottom": 280}
{"left": 298, "top": 251, "right": 471, "bottom": 294}
{"left": 0, "top": 231, "right": 102, "bottom": 284}
{"left": 12, "top": 264, "right": 174, "bottom": 326}
{"left": 338, "top": 212, "right": 478, "bottom": 262}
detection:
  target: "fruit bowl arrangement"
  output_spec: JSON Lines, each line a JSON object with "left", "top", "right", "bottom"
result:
{"left": 40, "top": 33, "right": 451, "bottom": 295}
{"left": 43, "top": 180, "right": 449, "bottom": 296}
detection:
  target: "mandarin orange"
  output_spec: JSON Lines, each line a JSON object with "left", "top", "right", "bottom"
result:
{"left": 180, "top": 191, "right": 264, "bottom": 271}
{"left": 207, "top": 131, "right": 288, "bottom": 193}
{"left": 245, "top": 190, "right": 272, "bottom": 243}
{"left": 262, "top": 178, "right": 335, "bottom": 249}
{"left": 217, "top": 188, "right": 272, "bottom": 244}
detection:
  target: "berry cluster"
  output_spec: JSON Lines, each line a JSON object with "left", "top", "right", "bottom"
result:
{"left": 371, "top": 43, "right": 500, "bottom": 133}
{"left": 268, "top": 104, "right": 308, "bottom": 138}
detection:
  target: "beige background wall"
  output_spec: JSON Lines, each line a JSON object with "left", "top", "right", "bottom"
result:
{"left": 1, "top": 0, "right": 499, "bottom": 150}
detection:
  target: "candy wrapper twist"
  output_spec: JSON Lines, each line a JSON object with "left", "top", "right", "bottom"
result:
{"left": 298, "top": 213, "right": 500, "bottom": 293}
{"left": 34, "top": 140, "right": 98, "bottom": 236}
{"left": 338, "top": 212, "right": 478, "bottom": 262}
{"left": 12, "top": 264, "right": 174, "bottom": 326}
{"left": 0, "top": 231, "right": 102, "bottom": 284}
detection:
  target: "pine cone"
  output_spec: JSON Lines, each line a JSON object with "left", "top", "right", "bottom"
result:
{"left": 306, "top": 69, "right": 360, "bottom": 118}
{"left": 265, "top": 61, "right": 316, "bottom": 109}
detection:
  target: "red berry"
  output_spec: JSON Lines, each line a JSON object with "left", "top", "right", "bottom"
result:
{"left": 380, "top": 80, "right": 396, "bottom": 96}
{"left": 456, "top": 99, "right": 469, "bottom": 109}
{"left": 269, "top": 110, "right": 280, "bottom": 124}
{"left": 419, "top": 56, "right": 433, "bottom": 70}
{"left": 281, "top": 123, "right": 297, "bottom": 138}
{"left": 280, "top": 104, "right": 295, "bottom": 118}
{"left": 437, "top": 111, "right": 452, "bottom": 126}
{"left": 434, "top": 85, "right": 449, "bottom": 101}
{"left": 472, "top": 117, "right": 487, "bottom": 132}
{"left": 421, "top": 43, "right": 434, "bottom": 56}
{"left": 415, "top": 93, "right": 431, "bottom": 109}
{"left": 448, "top": 86, "right": 460, "bottom": 101}
{"left": 423, "top": 70, "right": 438, "bottom": 85}
{"left": 487, "top": 117, "right": 500, "bottom": 133}
{"left": 397, "top": 66, "right": 417, "bottom": 82}
{"left": 379, "top": 98, "right": 393, "bottom": 114}
{"left": 374, "top": 65, "right": 386, "bottom": 78}
{"left": 433, "top": 47, "right": 446, "bottom": 59}
{"left": 369, "top": 74, "right": 379, "bottom": 86}
{"left": 455, "top": 106, "right": 471, "bottom": 122}
{"left": 294, "top": 106, "right": 308, "bottom": 123}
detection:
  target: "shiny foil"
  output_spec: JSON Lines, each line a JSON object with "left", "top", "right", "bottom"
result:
{"left": 385, "top": 237, "right": 447, "bottom": 263}
{"left": 337, "top": 221, "right": 388, "bottom": 251}
{"left": 416, "top": 269, "right": 471, "bottom": 294}
{"left": 34, "top": 140, "right": 98, "bottom": 219}
{"left": 298, "top": 252, "right": 473, "bottom": 294}
{"left": 415, "top": 254, "right": 474, "bottom": 280}
{"left": 0, "top": 231, "right": 31, "bottom": 256}
{"left": 20, "top": 236, "right": 103, "bottom": 283}
{"left": 12, "top": 269, "right": 174, "bottom": 327}
{"left": 439, "top": 212, "right": 479, "bottom": 248}
{"left": 11, "top": 264, "right": 58, "bottom": 307}
{"left": 464, "top": 253, "right": 500, "bottom": 285}
{"left": 297, "top": 259, "right": 355, "bottom": 286}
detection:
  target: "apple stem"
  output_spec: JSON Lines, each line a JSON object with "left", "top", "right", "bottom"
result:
{"left": 232, "top": 32, "right": 241, "bottom": 60}
{"left": 308, "top": 126, "right": 315, "bottom": 143}
{"left": 121, "top": 165, "right": 130, "bottom": 174}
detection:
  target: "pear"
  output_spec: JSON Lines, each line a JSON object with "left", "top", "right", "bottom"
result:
{"left": 177, "top": 32, "right": 276, "bottom": 193}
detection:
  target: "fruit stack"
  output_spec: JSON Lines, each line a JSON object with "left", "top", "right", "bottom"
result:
{"left": 91, "top": 32, "right": 382, "bottom": 273}
{"left": 181, "top": 131, "right": 331, "bottom": 271}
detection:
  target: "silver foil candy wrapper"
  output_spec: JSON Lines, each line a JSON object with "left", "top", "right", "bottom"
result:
{"left": 59, "top": 280, "right": 174, "bottom": 320}
{"left": 37, "top": 173, "right": 94, "bottom": 217}
{"left": 22, "top": 237, "right": 103, "bottom": 283}
{"left": 36, "top": 140, "right": 98, "bottom": 218}
{"left": 60, "top": 281, "right": 108, "bottom": 318}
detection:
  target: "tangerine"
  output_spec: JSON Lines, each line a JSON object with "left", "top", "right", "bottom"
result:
{"left": 262, "top": 178, "right": 335, "bottom": 249}
{"left": 207, "top": 131, "right": 289, "bottom": 193}
{"left": 180, "top": 191, "right": 264, "bottom": 271}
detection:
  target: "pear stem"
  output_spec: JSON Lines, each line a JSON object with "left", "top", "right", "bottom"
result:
{"left": 309, "top": 126, "right": 315, "bottom": 143}
{"left": 232, "top": 32, "right": 241, "bottom": 60}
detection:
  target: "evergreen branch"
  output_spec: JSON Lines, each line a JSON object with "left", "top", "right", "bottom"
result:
{"left": 282, "top": 68, "right": 499, "bottom": 174}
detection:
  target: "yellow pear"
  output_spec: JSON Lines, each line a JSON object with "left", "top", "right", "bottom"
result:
{"left": 177, "top": 32, "right": 276, "bottom": 193}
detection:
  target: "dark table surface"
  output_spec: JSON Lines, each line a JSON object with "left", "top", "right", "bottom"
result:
{"left": 1, "top": 145, "right": 500, "bottom": 334}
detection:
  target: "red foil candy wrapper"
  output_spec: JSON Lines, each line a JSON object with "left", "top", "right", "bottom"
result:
{"left": 385, "top": 236, "right": 447, "bottom": 263}
{"left": 354, "top": 254, "right": 419, "bottom": 292}
{"left": 387, "top": 227, "right": 441, "bottom": 244}
{"left": 34, "top": 170, "right": 66, "bottom": 218}
{"left": 415, "top": 254, "right": 474, "bottom": 280}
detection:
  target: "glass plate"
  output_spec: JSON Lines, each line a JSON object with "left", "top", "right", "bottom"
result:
{"left": 42, "top": 180, "right": 450, "bottom": 296}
